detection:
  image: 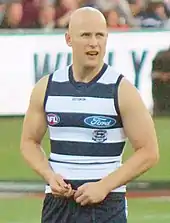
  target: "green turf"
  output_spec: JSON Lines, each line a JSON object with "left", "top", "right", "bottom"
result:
{"left": 128, "top": 198, "right": 170, "bottom": 223}
{"left": 0, "top": 197, "right": 169, "bottom": 223}
{"left": 0, "top": 197, "right": 42, "bottom": 223}
{"left": 0, "top": 116, "right": 169, "bottom": 180}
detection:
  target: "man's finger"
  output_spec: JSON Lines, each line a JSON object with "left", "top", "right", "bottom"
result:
{"left": 67, "top": 184, "right": 75, "bottom": 196}
{"left": 64, "top": 190, "right": 74, "bottom": 197}
{"left": 64, "top": 184, "right": 75, "bottom": 197}
{"left": 75, "top": 194, "right": 87, "bottom": 203}
{"left": 80, "top": 198, "right": 90, "bottom": 206}
{"left": 74, "top": 189, "right": 84, "bottom": 199}
{"left": 77, "top": 184, "right": 86, "bottom": 191}
{"left": 51, "top": 184, "right": 67, "bottom": 195}
{"left": 56, "top": 175, "right": 69, "bottom": 189}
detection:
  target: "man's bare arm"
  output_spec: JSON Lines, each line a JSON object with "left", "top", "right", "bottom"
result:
{"left": 20, "top": 75, "right": 74, "bottom": 196}
{"left": 20, "top": 75, "right": 56, "bottom": 183}
{"left": 100, "top": 78, "right": 159, "bottom": 192}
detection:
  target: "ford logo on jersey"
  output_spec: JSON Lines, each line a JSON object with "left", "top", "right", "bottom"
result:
{"left": 84, "top": 116, "right": 116, "bottom": 128}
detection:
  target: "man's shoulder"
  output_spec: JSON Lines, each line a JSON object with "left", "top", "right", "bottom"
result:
{"left": 29, "top": 75, "right": 50, "bottom": 108}
{"left": 37, "top": 74, "right": 50, "bottom": 87}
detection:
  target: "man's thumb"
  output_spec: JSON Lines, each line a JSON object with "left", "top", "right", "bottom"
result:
{"left": 56, "top": 174, "right": 68, "bottom": 188}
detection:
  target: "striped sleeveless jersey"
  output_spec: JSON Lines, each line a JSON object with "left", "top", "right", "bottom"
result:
{"left": 44, "top": 63, "right": 127, "bottom": 193}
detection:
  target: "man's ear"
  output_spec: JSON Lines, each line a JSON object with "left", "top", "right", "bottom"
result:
{"left": 65, "top": 32, "right": 72, "bottom": 47}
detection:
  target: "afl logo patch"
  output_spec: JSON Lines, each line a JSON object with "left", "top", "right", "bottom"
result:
{"left": 47, "top": 113, "right": 60, "bottom": 126}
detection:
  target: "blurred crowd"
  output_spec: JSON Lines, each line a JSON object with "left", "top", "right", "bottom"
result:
{"left": 0, "top": 0, "right": 170, "bottom": 29}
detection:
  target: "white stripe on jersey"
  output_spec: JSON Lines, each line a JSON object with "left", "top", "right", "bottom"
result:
{"left": 97, "top": 66, "right": 121, "bottom": 84}
{"left": 49, "top": 159, "right": 121, "bottom": 179}
{"left": 45, "top": 96, "right": 117, "bottom": 116}
{"left": 52, "top": 67, "right": 69, "bottom": 82}
{"left": 49, "top": 126, "right": 126, "bottom": 143}
{"left": 50, "top": 153, "right": 122, "bottom": 163}
{"left": 46, "top": 153, "right": 126, "bottom": 193}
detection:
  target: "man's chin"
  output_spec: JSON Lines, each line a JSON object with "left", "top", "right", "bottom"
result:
{"left": 84, "top": 61, "right": 100, "bottom": 69}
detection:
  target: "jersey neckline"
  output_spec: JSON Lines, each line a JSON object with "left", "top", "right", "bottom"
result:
{"left": 68, "top": 63, "right": 108, "bottom": 89}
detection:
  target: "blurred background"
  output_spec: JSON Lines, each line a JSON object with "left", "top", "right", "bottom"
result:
{"left": 0, "top": 0, "right": 170, "bottom": 223}
{"left": 0, "top": 0, "right": 170, "bottom": 29}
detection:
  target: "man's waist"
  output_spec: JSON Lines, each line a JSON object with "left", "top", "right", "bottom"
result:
{"left": 45, "top": 179, "right": 126, "bottom": 192}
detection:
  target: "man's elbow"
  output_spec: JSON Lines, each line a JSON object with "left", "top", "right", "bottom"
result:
{"left": 20, "top": 137, "right": 41, "bottom": 152}
{"left": 20, "top": 139, "right": 28, "bottom": 156}
{"left": 20, "top": 138, "right": 35, "bottom": 154}
{"left": 147, "top": 148, "right": 159, "bottom": 167}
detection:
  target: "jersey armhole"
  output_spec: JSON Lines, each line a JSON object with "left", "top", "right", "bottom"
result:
{"left": 114, "top": 74, "right": 124, "bottom": 116}
{"left": 43, "top": 73, "right": 53, "bottom": 110}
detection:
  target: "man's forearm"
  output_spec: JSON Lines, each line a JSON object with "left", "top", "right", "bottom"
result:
{"left": 20, "top": 140, "right": 54, "bottom": 183}
{"left": 100, "top": 147, "right": 159, "bottom": 193}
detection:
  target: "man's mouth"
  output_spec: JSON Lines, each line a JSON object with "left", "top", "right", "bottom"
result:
{"left": 86, "top": 51, "right": 99, "bottom": 56}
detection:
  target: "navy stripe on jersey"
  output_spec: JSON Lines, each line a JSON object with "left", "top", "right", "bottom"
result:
{"left": 50, "top": 140, "right": 125, "bottom": 156}
{"left": 48, "top": 158, "right": 118, "bottom": 165}
{"left": 45, "top": 81, "right": 116, "bottom": 98}
{"left": 46, "top": 112, "right": 123, "bottom": 129}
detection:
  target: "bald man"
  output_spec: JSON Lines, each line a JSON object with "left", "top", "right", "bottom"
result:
{"left": 20, "top": 7, "right": 159, "bottom": 223}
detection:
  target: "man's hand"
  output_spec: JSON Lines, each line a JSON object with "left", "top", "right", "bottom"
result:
{"left": 48, "top": 173, "right": 75, "bottom": 197}
{"left": 74, "top": 181, "right": 109, "bottom": 206}
{"left": 63, "top": 184, "right": 76, "bottom": 198}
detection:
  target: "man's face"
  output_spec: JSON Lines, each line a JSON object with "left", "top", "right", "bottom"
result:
{"left": 66, "top": 12, "right": 108, "bottom": 68}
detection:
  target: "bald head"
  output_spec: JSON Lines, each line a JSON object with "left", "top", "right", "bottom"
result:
{"left": 65, "top": 7, "right": 108, "bottom": 71}
{"left": 69, "top": 7, "right": 107, "bottom": 33}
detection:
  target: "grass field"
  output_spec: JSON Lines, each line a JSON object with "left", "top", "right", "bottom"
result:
{"left": 0, "top": 116, "right": 170, "bottom": 181}
{"left": 0, "top": 196, "right": 170, "bottom": 223}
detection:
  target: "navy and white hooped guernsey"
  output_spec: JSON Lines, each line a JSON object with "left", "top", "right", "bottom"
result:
{"left": 44, "top": 63, "right": 127, "bottom": 193}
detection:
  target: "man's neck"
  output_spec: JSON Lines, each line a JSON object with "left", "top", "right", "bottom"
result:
{"left": 72, "top": 62, "right": 104, "bottom": 83}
